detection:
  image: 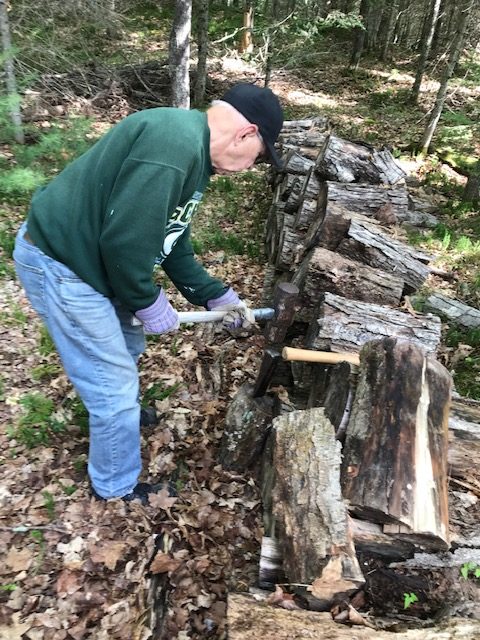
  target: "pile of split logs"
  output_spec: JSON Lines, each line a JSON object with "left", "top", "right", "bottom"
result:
{"left": 221, "top": 119, "right": 480, "bottom": 633}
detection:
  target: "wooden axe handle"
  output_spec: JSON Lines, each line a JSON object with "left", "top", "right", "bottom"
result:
{"left": 282, "top": 347, "right": 360, "bottom": 366}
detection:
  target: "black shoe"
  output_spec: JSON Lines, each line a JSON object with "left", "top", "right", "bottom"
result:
{"left": 92, "top": 481, "right": 177, "bottom": 506}
{"left": 140, "top": 407, "right": 159, "bottom": 427}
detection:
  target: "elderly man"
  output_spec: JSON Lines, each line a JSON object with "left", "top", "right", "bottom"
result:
{"left": 13, "top": 83, "right": 284, "bottom": 503}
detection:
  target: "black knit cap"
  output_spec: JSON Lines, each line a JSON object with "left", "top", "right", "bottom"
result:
{"left": 222, "top": 83, "right": 284, "bottom": 168}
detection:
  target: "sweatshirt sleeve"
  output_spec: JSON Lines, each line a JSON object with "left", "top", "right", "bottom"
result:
{"left": 99, "top": 158, "right": 187, "bottom": 311}
{"left": 161, "top": 225, "right": 225, "bottom": 306}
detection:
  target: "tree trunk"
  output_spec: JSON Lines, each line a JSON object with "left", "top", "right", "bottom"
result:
{"left": 411, "top": 0, "right": 442, "bottom": 103}
{"left": 419, "top": 0, "right": 473, "bottom": 154}
{"left": 193, "top": 0, "right": 209, "bottom": 106}
{"left": 239, "top": 0, "right": 254, "bottom": 53}
{"left": 0, "top": 0, "right": 24, "bottom": 144}
{"left": 463, "top": 159, "right": 480, "bottom": 204}
{"left": 380, "top": 0, "right": 399, "bottom": 61}
{"left": 305, "top": 292, "right": 442, "bottom": 355}
{"left": 169, "top": 0, "right": 192, "bottom": 108}
{"left": 349, "top": 0, "right": 370, "bottom": 69}
{"left": 341, "top": 337, "right": 452, "bottom": 550}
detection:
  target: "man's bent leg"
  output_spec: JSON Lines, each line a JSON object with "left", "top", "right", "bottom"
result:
{"left": 14, "top": 226, "right": 142, "bottom": 498}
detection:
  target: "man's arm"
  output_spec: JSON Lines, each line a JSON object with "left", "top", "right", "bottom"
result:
{"left": 161, "top": 226, "right": 225, "bottom": 306}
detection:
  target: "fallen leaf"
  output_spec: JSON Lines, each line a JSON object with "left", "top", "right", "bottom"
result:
{"left": 5, "top": 546, "right": 33, "bottom": 572}
{"left": 150, "top": 551, "right": 181, "bottom": 574}
{"left": 89, "top": 541, "right": 127, "bottom": 571}
{"left": 56, "top": 569, "right": 81, "bottom": 596}
{"left": 148, "top": 488, "right": 177, "bottom": 511}
{"left": 0, "top": 612, "right": 31, "bottom": 640}
{"left": 266, "top": 585, "right": 302, "bottom": 610}
{"left": 307, "top": 555, "right": 359, "bottom": 601}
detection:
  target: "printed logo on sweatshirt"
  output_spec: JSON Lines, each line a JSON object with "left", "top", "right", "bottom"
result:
{"left": 156, "top": 191, "right": 203, "bottom": 263}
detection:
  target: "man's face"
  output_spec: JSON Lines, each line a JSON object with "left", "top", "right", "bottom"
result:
{"left": 212, "top": 128, "right": 265, "bottom": 175}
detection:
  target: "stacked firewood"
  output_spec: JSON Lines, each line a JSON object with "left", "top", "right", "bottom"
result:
{"left": 222, "top": 119, "right": 480, "bottom": 630}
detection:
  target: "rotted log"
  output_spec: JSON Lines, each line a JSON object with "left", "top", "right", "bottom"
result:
{"left": 337, "top": 219, "right": 432, "bottom": 292}
{"left": 315, "top": 134, "right": 406, "bottom": 185}
{"left": 341, "top": 337, "right": 452, "bottom": 550}
{"left": 291, "top": 247, "right": 404, "bottom": 322}
{"left": 305, "top": 292, "right": 442, "bottom": 355}
{"left": 271, "top": 408, "right": 365, "bottom": 601}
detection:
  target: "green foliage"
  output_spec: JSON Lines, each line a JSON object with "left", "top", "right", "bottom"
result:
{"left": 38, "top": 326, "right": 56, "bottom": 357}
{"left": 0, "top": 218, "right": 17, "bottom": 279}
{"left": 142, "top": 382, "right": 180, "bottom": 407}
{"left": 0, "top": 584, "right": 17, "bottom": 592}
{"left": 460, "top": 561, "right": 480, "bottom": 580}
{"left": 403, "top": 592, "right": 418, "bottom": 609}
{"left": 42, "top": 490, "right": 55, "bottom": 520}
{"left": 445, "top": 326, "right": 480, "bottom": 398}
{"left": 31, "top": 363, "right": 62, "bottom": 382}
{"left": 58, "top": 481, "right": 77, "bottom": 496}
{"left": 0, "top": 167, "right": 46, "bottom": 203}
{"left": 8, "top": 392, "right": 66, "bottom": 448}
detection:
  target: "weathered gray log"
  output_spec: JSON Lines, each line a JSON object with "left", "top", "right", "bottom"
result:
{"left": 293, "top": 197, "right": 317, "bottom": 230}
{"left": 219, "top": 383, "right": 277, "bottom": 472}
{"left": 448, "top": 395, "right": 480, "bottom": 482}
{"left": 318, "top": 181, "right": 409, "bottom": 224}
{"left": 272, "top": 408, "right": 364, "bottom": 598}
{"left": 275, "top": 227, "right": 304, "bottom": 271}
{"left": 350, "top": 518, "right": 417, "bottom": 560}
{"left": 341, "top": 338, "right": 452, "bottom": 550}
{"left": 291, "top": 247, "right": 404, "bottom": 321}
{"left": 282, "top": 150, "right": 316, "bottom": 175}
{"left": 305, "top": 292, "right": 442, "bottom": 355}
{"left": 337, "top": 219, "right": 432, "bottom": 292}
{"left": 267, "top": 209, "right": 294, "bottom": 264}
{"left": 422, "top": 292, "right": 480, "bottom": 329}
{"left": 315, "top": 134, "right": 406, "bottom": 185}
{"left": 280, "top": 116, "right": 331, "bottom": 132}
{"left": 228, "top": 594, "right": 480, "bottom": 639}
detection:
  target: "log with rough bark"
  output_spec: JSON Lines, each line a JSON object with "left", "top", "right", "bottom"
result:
{"left": 227, "top": 593, "right": 480, "bottom": 640}
{"left": 337, "top": 219, "right": 432, "bottom": 292}
{"left": 291, "top": 247, "right": 404, "bottom": 321}
{"left": 315, "top": 134, "right": 406, "bottom": 185}
{"left": 305, "top": 292, "right": 442, "bottom": 355}
{"left": 448, "top": 395, "right": 480, "bottom": 483}
{"left": 341, "top": 337, "right": 452, "bottom": 550}
{"left": 271, "top": 408, "right": 364, "bottom": 601}
{"left": 422, "top": 292, "right": 480, "bottom": 329}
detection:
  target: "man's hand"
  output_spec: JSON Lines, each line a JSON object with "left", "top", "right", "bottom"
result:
{"left": 207, "top": 287, "right": 255, "bottom": 332}
{"left": 135, "top": 289, "right": 179, "bottom": 334}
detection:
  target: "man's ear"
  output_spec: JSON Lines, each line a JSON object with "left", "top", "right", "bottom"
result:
{"left": 236, "top": 123, "right": 258, "bottom": 141}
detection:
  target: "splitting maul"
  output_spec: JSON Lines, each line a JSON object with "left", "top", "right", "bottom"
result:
{"left": 132, "top": 307, "right": 275, "bottom": 327}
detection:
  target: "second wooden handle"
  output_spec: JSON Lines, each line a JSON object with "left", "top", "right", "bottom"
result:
{"left": 282, "top": 347, "right": 360, "bottom": 366}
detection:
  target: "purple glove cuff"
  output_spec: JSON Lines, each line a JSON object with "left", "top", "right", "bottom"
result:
{"left": 207, "top": 287, "right": 241, "bottom": 310}
{"left": 135, "top": 289, "right": 179, "bottom": 334}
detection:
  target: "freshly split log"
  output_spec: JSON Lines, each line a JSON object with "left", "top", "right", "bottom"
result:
{"left": 422, "top": 292, "right": 480, "bottom": 329}
{"left": 291, "top": 247, "right": 404, "bottom": 320}
{"left": 341, "top": 337, "right": 452, "bottom": 550}
{"left": 337, "top": 219, "right": 432, "bottom": 292}
{"left": 271, "top": 408, "right": 364, "bottom": 597}
{"left": 315, "top": 134, "right": 406, "bottom": 185}
{"left": 305, "top": 292, "right": 442, "bottom": 355}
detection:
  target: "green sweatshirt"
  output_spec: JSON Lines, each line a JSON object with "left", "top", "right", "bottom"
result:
{"left": 27, "top": 108, "right": 225, "bottom": 311}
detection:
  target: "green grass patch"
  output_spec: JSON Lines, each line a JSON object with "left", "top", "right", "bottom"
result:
{"left": 8, "top": 392, "right": 66, "bottom": 448}
{"left": 445, "top": 326, "right": 480, "bottom": 399}
{"left": 142, "top": 382, "right": 180, "bottom": 407}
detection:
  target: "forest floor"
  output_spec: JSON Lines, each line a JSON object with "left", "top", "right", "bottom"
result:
{"left": 1, "top": 48, "right": 479, "bottom": 639}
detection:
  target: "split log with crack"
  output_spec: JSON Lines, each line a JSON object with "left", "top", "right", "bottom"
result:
{"left": 291, "top": 247, "right": 404, "bottom": 321}
{"left": 341, "top": 337, "right": 452, "bottom": 551}
{"left": 305, "top": 292, "right": 442, "bottom": 355}
{"left": 315, "top": 134, "right": 407, "bottom": 185}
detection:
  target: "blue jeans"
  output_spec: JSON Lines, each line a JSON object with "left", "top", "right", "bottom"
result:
{"left": 13, "top": 222, "right": 146, "bottom": 498}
